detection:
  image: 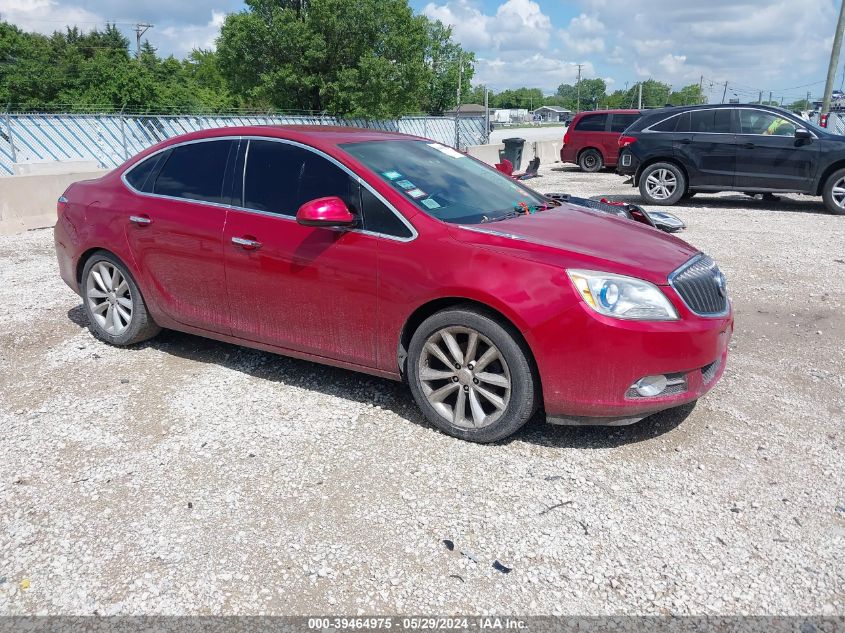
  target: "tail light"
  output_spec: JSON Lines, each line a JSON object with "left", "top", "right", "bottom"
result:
{"left": 57, "top": 195, "right": 69, "bottom": 217}
{"left": 618, "top": 135, "right": 637, "bottom": 148}
{"left": 820, "top": 113, "right": 829, "bottom": 128}
{"left": 563, "top": 131, "right": 570, "bottom": 145}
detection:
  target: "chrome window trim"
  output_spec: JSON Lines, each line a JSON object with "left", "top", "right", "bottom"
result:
{"left": 643, "top": 107, "right": 818, "bottom": 139}
{"left": 667, "top": 253, "right": 731, "bottom": 318}
{"left": 120, "top": 134, "right": 418, "bottom": 243}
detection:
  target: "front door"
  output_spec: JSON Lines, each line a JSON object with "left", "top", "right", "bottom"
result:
{"left": 734, "top": 109, "right": 820, "bottom": 191}
{"left": 223, "top": 139, "right": 379, "bottom": 368}
{"left": 123, "top": 138, "right": 235, "bottom": 334}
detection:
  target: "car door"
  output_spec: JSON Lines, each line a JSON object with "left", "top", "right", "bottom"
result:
{"left": 674, "top": 108, "right": 737, "bottom": 188}
{"left": 222, "top": 138, "right": 380, "bottom": 368}
{"left": 122, "top": 138, "right": 235, "bottom": 334}
{"left": 734, "top": 108, "right": 820, "bottom": 191}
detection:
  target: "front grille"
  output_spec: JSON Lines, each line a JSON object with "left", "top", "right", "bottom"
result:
{"left": 669, "top": 254, "right": 728, "bottom": 316}
{"left": 701, "top": 358, "right": 721, "bottom": 384}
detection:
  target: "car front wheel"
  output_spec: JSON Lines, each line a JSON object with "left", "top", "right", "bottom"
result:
{"left": 407, "top": 306, "right": 538, "bottom": 443}
{"left": 81, "top": 251, "right": 161, "bottom": 346}
{"left": 821, "top": 168, "right": 845, "bottom": 215}
{"left": 639, "top": 162, "right": 686, "bottom": 205}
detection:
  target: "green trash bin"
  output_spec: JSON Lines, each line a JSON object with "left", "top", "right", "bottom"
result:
{"left": 499, "top": 137, "right": 526, "bottom": 171}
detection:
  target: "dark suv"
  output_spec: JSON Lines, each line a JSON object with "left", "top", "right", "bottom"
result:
{"left": 616, "top": 104, "right": 845, "bottom": 215}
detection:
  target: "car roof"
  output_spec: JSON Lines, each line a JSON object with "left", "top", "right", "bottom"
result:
{"left": 574, "top": 109, "right": 642, "bottom": 116}
{"left": 159, "top": 125, "right": 425, "bottom": 148}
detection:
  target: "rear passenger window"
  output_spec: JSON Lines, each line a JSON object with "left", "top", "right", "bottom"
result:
{"left": 610, "top": 114, "right": 640, "bottom": 132}
{"left": 689, "top": 110, "right": 733, "bottom": 134}
{"left": 125, "top": 151, "right": 167, "bottom": 193}
{"left": 360, "top": 187, "right": 413, "bottom": 238}
{"left": 153, "top": 140, "right": 233, "bottom": 204}
{"left": 243, "top": 140, "right": 357, "bottom": 216}
{"left": 574, "top": 114, "right": 608, "bottom": 132}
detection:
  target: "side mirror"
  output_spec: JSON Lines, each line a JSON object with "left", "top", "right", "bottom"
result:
{"left": 795, "top": 128, "right": 812, "bottom": 140}
{"left": 296, "top": 196, "right": 355, "bottom": 228}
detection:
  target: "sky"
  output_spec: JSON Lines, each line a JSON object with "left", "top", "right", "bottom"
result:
{"left": 1, "top": 0, "right": 842, "bottom": 103}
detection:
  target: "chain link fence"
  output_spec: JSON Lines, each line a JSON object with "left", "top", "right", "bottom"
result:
{"left": 0, "top": 113, "right": 489, "bottom": 176}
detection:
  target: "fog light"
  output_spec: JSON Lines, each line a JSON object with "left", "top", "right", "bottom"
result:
{"left": 632, "top": 375, "right": 668, "bottom": 397}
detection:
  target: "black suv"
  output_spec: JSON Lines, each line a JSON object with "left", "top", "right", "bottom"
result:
{"left": 616, "top": 104, "right": 845, "bottom": 215}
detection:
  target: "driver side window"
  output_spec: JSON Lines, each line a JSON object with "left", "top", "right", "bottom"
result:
{"left": 242, "top": 140, "right": 357, "bottom": 216}
{"left": 739, "top": 110, "right": 798, "bottom": 137}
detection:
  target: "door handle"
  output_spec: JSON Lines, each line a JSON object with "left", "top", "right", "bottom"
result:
{"left": 679, "top": 138, "right": 692, "bottom": 144}
{"left": 232, "top": 236, "right": 262, "bottom": 250}
{"left": 742, "top": 142, "right": 755, "bottom": 149}
{"left": 129, "top": 215, "right": 152, "bottom": 226}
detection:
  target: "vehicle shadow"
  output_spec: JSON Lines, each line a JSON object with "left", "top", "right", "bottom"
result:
{"left": 591, "top": 193, "right": 829, "bottom": 215}
{"left": 68, "top": 306, "right": 691, "bottom": 448}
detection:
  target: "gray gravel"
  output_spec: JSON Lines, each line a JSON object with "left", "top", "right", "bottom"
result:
{"left": 0, "top": 165, "right": 843, "bottom": 616}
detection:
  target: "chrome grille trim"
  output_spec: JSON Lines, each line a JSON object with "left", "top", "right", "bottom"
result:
{"left": 669, "top": 254, "right": 729, "bottom": 317}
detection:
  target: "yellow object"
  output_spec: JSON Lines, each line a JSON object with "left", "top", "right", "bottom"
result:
{"left": 20, "top": 578, "right": 30, "bottom": 590}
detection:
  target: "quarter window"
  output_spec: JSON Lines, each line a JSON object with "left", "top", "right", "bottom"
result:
{"left": 153, "top": 140, "right": 233, "bottom": 204}
{"left": 574, "top": 114, "right": 608, "bottom": 132}
{"left": 242, "top": 140, "right": 357, "bottom": 216}
{"left": 125, "top": 151, "right": 168, "bottom": 193}
{"left": 650, "top": 115, "right": 680, "bottom": 133}
{"left": 739, "top": 110, "right": 798, "bottom": 136}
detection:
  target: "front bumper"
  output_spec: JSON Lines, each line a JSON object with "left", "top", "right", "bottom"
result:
{"left": 532, "top": 298, "right": 733, "bottom": 425}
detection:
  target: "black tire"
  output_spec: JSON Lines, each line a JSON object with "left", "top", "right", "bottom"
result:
{"left": 821, "top": 168, "right": 845, "bottom": 215}
{"left": 578, "top": 149, "right": 603, "bottom": 173}
{"left": 81, "top": 251, "right": 161, "bottom": 346}
{"left": 407, "top": 305, "right": 538, "bottom": 443}
{"left": 681, "top": 191, "right": 696, "bottom": 200}
{"left": 639, "top": 162, "right": 686, "bottom": 206}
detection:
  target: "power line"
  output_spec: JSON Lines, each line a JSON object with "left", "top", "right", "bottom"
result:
{"left": 133, "top": 23, "right": 153, "bottom": 60}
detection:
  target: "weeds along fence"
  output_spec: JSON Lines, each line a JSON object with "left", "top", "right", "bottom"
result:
{"left": 0, "top": 113, "right": 489, "bottom": 176}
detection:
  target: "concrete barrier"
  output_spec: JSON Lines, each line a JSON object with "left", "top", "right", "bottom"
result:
{"left": 0, "top": 170, "right": 108, "bottom": 236}
{"left": 467, "top": 140, "right": 561, "bottom": 167}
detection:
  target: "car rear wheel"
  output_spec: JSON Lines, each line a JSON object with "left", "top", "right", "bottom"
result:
{"left": 639, "top": 162, "right": 686, "bottom": 205}
{"left": 407, "top": 306, "right": 537, "bottom": 443}
{"left": 578, "top": 149, "right": 603, "bottom": 173}
{"left": 82, "top": 251, "right": 161, "bottom": 346}
{"left": 821, "top": 168, "right": 845, "bottom": 215}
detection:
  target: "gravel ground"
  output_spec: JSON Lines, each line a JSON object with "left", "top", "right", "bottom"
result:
{"left": 0, "top": 165, "right": 843, "bottom": 616}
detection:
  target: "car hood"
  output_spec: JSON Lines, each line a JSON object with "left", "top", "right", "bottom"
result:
{"left": 448, "top": 204, "right": 699, "bottom": 285}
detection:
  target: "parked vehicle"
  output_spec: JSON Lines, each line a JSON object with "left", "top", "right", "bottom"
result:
{"left": 55, "top": 126, "right": 732, "bottom": 443}
{"left": 561, "top": 109, "right": 643, "bottom": 172}
{"left": 617, "top": 103, "right": 845, "bottom": 214}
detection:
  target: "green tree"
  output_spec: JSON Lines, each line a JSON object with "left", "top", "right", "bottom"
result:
{"left": 669, "top": 83, "right": 706, "bottom": 106}
{"left": 556, "top": 78, "right": 606, "bottom": 111}
{"left": 421, "top": 20, "right": 474, "bottom": 114}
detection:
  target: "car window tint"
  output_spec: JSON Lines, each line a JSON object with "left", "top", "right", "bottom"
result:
{"left": 125, "top": 152, "right": 166, "bottom": 193}
{"left": 689, "top": 110, "right": 732, "bottom": 133}
{"left": 243, "top": 140, "right": 357, "bottom": 216}
{"left": 153, "top": 140, "right": 233, "bottom": 203}
{"left": 574, "top": 114, "right": 608, "bottom": 132}
{"left": 739, "top": 110, "right": 798, "bottom": 136}
{"left": 650, "top": 115, "right": 679, "bottom": 132}
{"left": 360, "top": 186, "right": 412, "bottom": 238}
{"left": 610, "top": 114, "right": 640, "bottom": 132}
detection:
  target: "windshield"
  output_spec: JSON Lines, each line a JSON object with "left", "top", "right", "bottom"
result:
{"left": 340, "top": 140, "right": 551, "bottom": 224}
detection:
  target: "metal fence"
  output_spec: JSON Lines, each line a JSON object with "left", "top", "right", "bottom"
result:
{"left": 825, "top": 112, "right": 845, "bottom": 135}
{"left": 0, "top": 113, "right": 489, "bottom": 176}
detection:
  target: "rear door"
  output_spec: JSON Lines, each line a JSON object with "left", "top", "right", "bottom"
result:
{"left": 674, "top": 109, "right": 737, "bottom": 188}
{"left": 123, "top": 139, "right": 235, "bottom": 334}
{"left": 734, "top": 108, "right": 820, "bottom": 191}
{"left": 608, "top": 113, "right": 640, "bottom": 165}
{"left": 572, "top": 113, "right": 609, "bottom": 163}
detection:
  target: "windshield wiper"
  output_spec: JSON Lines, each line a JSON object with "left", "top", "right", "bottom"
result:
{"left": 482, "top": 210, "right": 524, "bottom": 223}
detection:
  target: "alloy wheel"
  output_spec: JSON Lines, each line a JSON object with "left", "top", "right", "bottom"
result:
{"left": 86, "top": 262, "right": 133, "bottom": 336}
{"left": 418, "top": 326, "right": 511, "bottom": 429}
{"left": 831, "top": 177, "right": 845, "bottom": 209}
{"left": 645, "top": 168, "right": 677, "bottom": 200}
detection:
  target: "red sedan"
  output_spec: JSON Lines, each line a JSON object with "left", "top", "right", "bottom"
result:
{"left": 54, "top": 126, "right": 732, "bottom": 443}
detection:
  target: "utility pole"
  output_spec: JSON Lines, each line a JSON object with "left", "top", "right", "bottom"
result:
{"left": 698, "top": 75, "right": 704, "bottom": 104}
{"left": 721, "top": 81, "right": 728, "bottom": 104}
{"left": 822, "top": 0, "right": 845, "bottom": 116}
{"left": 768, "top": 91, "right": 772, "bottom": 105}
{"left": 134, "top": 23, "right": 153, "bottom": 60}
{"left": 758, "top": 90, "right": 763, "bottom": 104}
{"left": 637, "top": 82, "right": 642, "bottom": 109}
{"left": 808, "top": 91, "right": 812, "bottom": 110}
{"left": 456, "top": 52, "right": 463, "bottom": 110}
{"left": 575, "top": 63, "right": 584, "bottom": 112}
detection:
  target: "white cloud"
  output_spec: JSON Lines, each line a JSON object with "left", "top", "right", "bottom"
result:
{"left": 0, "top": 0, "right": 102, "bottom": 33}
{"left": 157, "top": 10, "right": 226, "bottom": 55}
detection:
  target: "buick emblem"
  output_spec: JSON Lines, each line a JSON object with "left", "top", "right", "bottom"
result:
{"left": 715, "top": 271, "right": 727, "bottom": 298}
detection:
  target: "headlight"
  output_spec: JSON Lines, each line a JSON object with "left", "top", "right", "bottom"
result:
{"left": 567, "top": 269, "right": 679, "bottom": 321}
